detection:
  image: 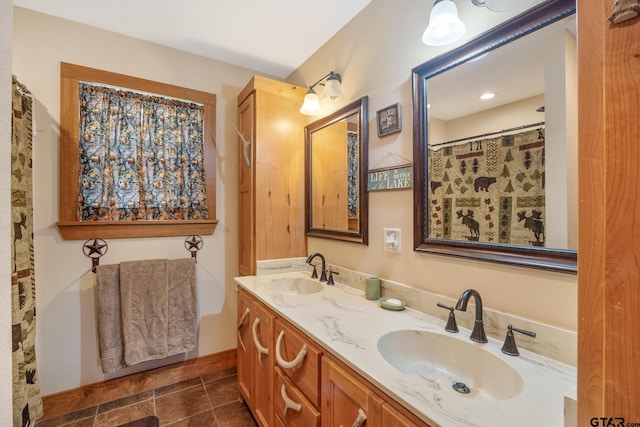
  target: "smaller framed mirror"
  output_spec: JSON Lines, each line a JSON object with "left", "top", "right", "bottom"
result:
{"left": 305, "top": 96, "right": 369, "bottom": 244}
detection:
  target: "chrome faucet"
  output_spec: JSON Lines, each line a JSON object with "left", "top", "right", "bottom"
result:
{"left": 305, "top": 253, "right": 327, "bottom": 282}
{"left": 455, "top": 289, "right": 488, "bottom": 343}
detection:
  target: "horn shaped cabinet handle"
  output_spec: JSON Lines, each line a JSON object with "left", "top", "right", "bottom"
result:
{"left": 237, "top": 307, "right": 250, "bottom": 352}
{"left": 252, "top": 317, "right": 269, "bottom": 366}
{"left": 275, "top": 330, "right": 308, "bottom": 369}
{"left": 281, "top": 384, "right": 302, "bottom": 416}
{"left": 347, "top": 408, "right": 367, "bottom": 427}
{"left": 232, "top": 123, "right": 252, "bottom": 167}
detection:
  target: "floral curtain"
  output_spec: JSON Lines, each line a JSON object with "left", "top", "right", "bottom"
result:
{"left": 428, "top": 128, "right": 545, "bottom": 246}
{"left": 12, "top": 76, "right": 43, "bottom": 426}
{"left": 78, "top": 83, "right": 208, "bottom": 221}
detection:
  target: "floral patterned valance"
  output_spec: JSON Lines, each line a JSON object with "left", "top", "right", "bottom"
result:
{"left": 78, "top": 83, "right": 208, "bottom": 222}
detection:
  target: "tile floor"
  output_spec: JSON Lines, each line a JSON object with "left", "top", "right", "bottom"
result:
{"left": 34, "top": 368, "right": 257, "bottom": 427}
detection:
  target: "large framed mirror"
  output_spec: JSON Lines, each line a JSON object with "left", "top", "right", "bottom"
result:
{"left": 412, "top": 0, "right": 577, "bottom": 272}
{"left": 305, "top": 96, "right": 369, "bottom": 244}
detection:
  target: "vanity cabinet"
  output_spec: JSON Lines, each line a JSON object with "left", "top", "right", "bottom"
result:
{"left": 237, "top": 76, "right": 308, "bottom": 276}
{"left": 237, "top": 287, "right": 276, "bottom": 427}
{"left": 237, "top": 288, "right": 429, "bottom": 427}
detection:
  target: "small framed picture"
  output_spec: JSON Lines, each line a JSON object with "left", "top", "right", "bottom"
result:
{"left": 376, "top": 103, "right": 402, "bottom": 137}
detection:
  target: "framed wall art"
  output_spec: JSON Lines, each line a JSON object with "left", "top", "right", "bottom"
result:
{"left": 376, "top": 103, "right": 401, "bottom": 137}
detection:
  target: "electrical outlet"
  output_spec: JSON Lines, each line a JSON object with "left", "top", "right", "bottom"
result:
{"left": 383, "top": 228, "right": 401, "bottom": 253}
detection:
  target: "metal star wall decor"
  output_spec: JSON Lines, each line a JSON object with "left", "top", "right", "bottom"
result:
{"left": 184, "top": 235, "right": 203, "bottom": 262}
{"left": 83, "top": 238, "right": 108, "bottom": 272}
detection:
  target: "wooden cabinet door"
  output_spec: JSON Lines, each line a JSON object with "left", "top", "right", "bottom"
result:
{"left": 252, "top": 301, "right": 275, "bottom": 427}
{"left": 321, "top": 357, "right": 383, "bottom": 427}
{"left": 237, "top": 288, "right": 254, "bottom": 404}
{"left": 253, "top": 89, "right": 306, "bottom": 261}
{"left": 381, "top": 403, "right": 427, "bottom": 427}
{"left": 238, "top": 94, "right": 255, "bottom": 276}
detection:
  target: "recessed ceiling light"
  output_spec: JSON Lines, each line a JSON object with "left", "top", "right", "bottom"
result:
{"left": 480, "top": 92, "right": 495, "bottom": 100}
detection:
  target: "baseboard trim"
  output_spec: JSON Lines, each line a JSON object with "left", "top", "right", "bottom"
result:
{"left": 41, "top": 349, "right": 237, "bottom": 420}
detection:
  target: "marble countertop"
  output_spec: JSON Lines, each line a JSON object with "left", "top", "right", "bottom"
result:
{"left": 234, "top": 271, "right": 576, "bottom": 427}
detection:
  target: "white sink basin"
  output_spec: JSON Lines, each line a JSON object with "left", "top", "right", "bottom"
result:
{"left": 263, "top": 277, "right": 324, "bottom": 295}
{"left": 377, "top": 330, "right": 524, "bottom": 400}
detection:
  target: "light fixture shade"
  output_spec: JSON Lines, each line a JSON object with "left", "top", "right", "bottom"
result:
{"left": 300, "top": 89, "right": 322, "bottom": 115}
{"left": 321, "top": 72, "right": 343, "bottom": 103}
{"left": 486, "top": 0, "right": 516, "bottom": 11}
{"left": 422, "top": 0, "right": 466, "bottom": 46}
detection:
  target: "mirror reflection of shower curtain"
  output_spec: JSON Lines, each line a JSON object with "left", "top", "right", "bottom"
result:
{"left": 11, "top": 75, "right": 43, "bottom": 426}
{"left": 428, "top": 128, "right": 546, "bottom": 246}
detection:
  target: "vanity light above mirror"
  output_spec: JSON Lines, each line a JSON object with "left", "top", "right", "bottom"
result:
{"left": 300, "top": 71, "right": 343, "bottom": 116}
{"left": 422, "top": 0, "right": 520, "bottom": 46}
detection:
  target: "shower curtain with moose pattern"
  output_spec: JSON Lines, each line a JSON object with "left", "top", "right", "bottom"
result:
{"left": 11, "top": 76, "right": 43, "bottom": 426}
{"left": 428, "top": 128, "right": 546, "bottom": 246}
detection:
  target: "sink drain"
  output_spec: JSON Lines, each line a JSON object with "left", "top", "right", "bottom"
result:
{"left": 452, "top": 382, "right": 471, "bottom": 394}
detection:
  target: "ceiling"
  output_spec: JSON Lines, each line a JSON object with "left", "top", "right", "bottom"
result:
{"left": 428, "top": 15, "right": 576, "bottom": 122}
{"left": 12, "top": 0, "right": 372, "bottom": 79}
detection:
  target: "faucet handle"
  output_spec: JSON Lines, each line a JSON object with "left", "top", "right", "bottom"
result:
{"left": 319, "top": 267, "right": 328, "bottom": 282}
{"left": 437, "top": 303, "right": 459, "bottom": 333}
{"left": 501, "top": 324, "right": 536, "bottom": 356}
{"left": 327, "top": 270, "right": 339, "bottom": 286}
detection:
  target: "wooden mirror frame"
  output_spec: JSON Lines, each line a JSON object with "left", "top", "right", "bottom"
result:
{"left": 412, "top": 0, "right": 577, "bottom": 273}
{"left": 305, "top": 96, "right": 369, "bottom": 244}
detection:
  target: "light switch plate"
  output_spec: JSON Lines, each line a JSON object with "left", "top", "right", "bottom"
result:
{"left": 383, "top": 228, "right": 401, "bottom": 253}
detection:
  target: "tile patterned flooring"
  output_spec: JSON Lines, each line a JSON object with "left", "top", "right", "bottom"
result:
{"left": 35, "top": 368, "right": 258, "bottom": 427}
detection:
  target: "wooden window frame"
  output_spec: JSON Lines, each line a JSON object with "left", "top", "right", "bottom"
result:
{"left": 57, "top": 62, "right": 217, "bottom": 240}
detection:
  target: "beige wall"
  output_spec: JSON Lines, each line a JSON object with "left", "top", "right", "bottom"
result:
{"left": 288, "top": 0, "right": 577, "bottom": 330}
{"left": 2, "top": 1, "right": 14, "bottom": 424}
{"left": 11, "top": 6, "right": 259, "bottom": 395}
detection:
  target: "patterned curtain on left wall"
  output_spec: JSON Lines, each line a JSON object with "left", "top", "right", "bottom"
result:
{"left": 11, "top": 76, "right": 43, "bottom": 427}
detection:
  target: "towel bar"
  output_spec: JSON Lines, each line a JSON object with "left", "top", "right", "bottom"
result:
{"left": 85, "top": 235, "right": 203, "bottom": 272}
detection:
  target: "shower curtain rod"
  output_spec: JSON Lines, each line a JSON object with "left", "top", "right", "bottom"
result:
{"left": 430, "top": 121, "right": 545, "bottom": 148}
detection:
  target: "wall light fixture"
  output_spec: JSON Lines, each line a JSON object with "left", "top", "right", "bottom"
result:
{"left": 422, "top": 0, "right": 518, "bottom": 46}
{"left": 299, "top": 71, "right": 343, "bottom": 116}
{"left": 422, "top": 0, "right": 466, "bottom": 46}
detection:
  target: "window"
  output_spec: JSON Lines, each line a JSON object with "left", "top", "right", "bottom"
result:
{"left": 58, "top": 63, "right": 217, "bottom": 239}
